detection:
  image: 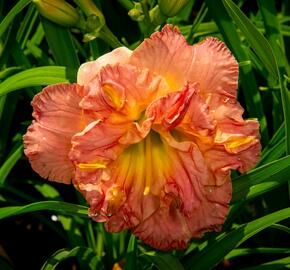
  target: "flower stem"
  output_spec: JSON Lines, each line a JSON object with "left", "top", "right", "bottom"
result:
{"left": 99, "top": 25, "right": 123, "bottom": 48}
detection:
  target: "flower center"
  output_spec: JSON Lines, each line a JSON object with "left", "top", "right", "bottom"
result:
{"left": 116, "top": 130, "right": 171, "bottom": 196}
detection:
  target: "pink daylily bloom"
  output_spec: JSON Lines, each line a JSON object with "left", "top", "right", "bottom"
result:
{"left": 23, "top": 25, "right": 260, "bottom": 250}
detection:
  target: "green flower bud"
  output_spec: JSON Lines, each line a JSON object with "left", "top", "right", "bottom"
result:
{"left": 128, "top": 8, "right": 144, "bottom": 22}
{"left": 158, "top": 0, "right": 190, "bottom": 17}
{"left": 128, "top": 3, "right": 144, "bottom": 22}
{"left": 33, "top": 0, "right": 80, "bottom": 27}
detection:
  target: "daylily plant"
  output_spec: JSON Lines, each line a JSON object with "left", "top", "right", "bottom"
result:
{"left": 23, "top": 25, "right": 260, "bottom": 250}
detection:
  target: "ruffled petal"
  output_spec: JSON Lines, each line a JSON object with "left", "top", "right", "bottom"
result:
{"left": 130, "top": 25, "right": 238, "bottom": 100}
{"left": 80, "top": 64, "right": 169, "bottom": 121}
{"left": 146, "top": 83, "right": 197, "bottom": 130}
{"left": 69, "top": 119, "right": 149, "bottom": 166}
{"left": 204, "top": 119, "right": 261, "bottom": 179}
{"left": 23, "top": 84, "right": 90, "bottom": 183}
{"left": 133, "top": 181, "right": 231, "bottom": 250}
{"left": 131, "top": 133, "right": 231, "bottom": 250}
{"left": 130, "top": 25, "right": 189, "bottom": 90}
{"left": 77, "top": 47, "right": 132, "bottom": 86}
{"left": 75, "top": 128, "right": 231, "bottom": 250}
{"left": 69, "top": 117, "right": 153, "bottom": 186}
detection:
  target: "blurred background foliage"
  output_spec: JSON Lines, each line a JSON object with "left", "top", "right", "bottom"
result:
{"left": 0, "top": 0, "right": 289, "bottom": 269}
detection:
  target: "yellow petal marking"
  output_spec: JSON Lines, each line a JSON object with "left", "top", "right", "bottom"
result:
{"left": 224, "top": 136, "right": 255, "bottom": 153}
{"left": 78, "top": 163, "right": 106, "bottom": 170}
{"left": 102, "top": 84, "right": 123, "bottom": 109}
{"left": 144, "top": 134, "right": 152, "bottom": 195}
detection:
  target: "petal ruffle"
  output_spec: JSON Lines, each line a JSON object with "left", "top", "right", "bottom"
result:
{"left": 131, "top": 133, "right": 231, "bottom": 250}
{"left": 146, "top": 83, "right": 197, "bottom": 130}
{"left": 23, "top": 84, "right": 91, "bottom": 183}
{"left": 77, "top": 47, "right": 132, "bottom": 86}
{"left": 76, "top": 128, "right": 231, "bottom": 250}
{"left": 69, "top": 117, "right": 153, "bottom": 186}
{"left": 130, "top": 25, "right": 238, "bottom": 100}
{"left": 80, "top": 64, "right": 169, "bottom": 121}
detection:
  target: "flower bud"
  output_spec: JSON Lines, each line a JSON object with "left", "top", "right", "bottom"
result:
{"left": 128, "top": 8, "right": 144, "bottom": 22}
{"left": 33, "top": 0, "right": 80, "bottom": 27}
{"left": 128, "top": 3, "right": 144, "bottom": 22}
{"left": 158, "top": 0, "right": 190, "bottom": 17}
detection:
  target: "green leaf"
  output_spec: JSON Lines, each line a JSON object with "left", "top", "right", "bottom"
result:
{"left": 184, "top": 208, "right": 290, "bottom": 269}
{"left": 41, "top": 18, "right": 80, "bottom": 81}
{"left": 124, "top": 235, "right": 137, "bottom": 270}
{"left": 0, "top": 144, "right": 23, "bottom": 184}
{"left": 30, "top": 181, "right": 62, "bottom": 200}
{"left": 0, "top": 201, "right": 88, "bottom": 220}
{"left": 240, "top": 256, "right": 290, "bottom": 270}
{"left": 0, "top": 0, "right": 32, "bottom": 39}
{"left": 259, "top": 123, "right": 285, "bottom": 166}
{"left": 143, "top": 252, "right": 185, "bottom": 270}
{"left": 205, "top": 0, "right": 268, "bottom": 144}
{"left": 279, "top": 72, "right": 290, "bottom": 154}
{"left": 232, "top": 155, "right": 290, "bottom": 203}
{"left": 225, "top": 248, "right": 290, "bottom": 260}
{"left": 41, "top": 246, "right": 103, "bottom": 270}
{"left": 0, "top": 66, "right": 69, "bottom": 96}
{"left": 222, "top": 0, "right": 278, "bottom": 78}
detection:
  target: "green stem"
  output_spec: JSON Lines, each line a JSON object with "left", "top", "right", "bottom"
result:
{"left": 140, "top": 0, "right": 152, "bottom": 36}
{"left": 99, "top": 25, "right": 123, "bottom": 48}
{"left": 117, "top": 0, "right": 134, "bottom": 11}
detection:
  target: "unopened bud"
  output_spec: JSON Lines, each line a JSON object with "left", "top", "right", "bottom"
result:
{"left": 158, "top": 0, "right": 190, "bottom": 17}
{"left": 33, "top": 0, "right": 80, "bottom": 27}
{"left": 128, "top": 8, "right": 144, "bottom": 22}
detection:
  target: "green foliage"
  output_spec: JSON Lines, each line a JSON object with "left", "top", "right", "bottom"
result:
{"left": 0, "top": 0, "right": 289, "bottom": 269}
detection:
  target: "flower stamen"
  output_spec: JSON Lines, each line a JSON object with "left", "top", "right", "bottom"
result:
{"left": 144, "top": 134, "right": 152, "bottom": 195}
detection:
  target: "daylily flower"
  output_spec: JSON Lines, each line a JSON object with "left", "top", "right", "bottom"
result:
{"left": 23, "top": 25, "right": 260, "bottom": 250}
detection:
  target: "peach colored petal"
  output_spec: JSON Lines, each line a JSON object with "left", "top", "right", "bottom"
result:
{"left": 23, "top": 25, "right": 261, "bottom": 251}
{"left": 69, "top": 117, "right": 153, "bottom": 190}
{"left": 209, "top": 117, "right": 261, "bottom": 177}
{"left": 146, "top": 83, "right": 197, "bottom": 130}
{"left": 69, "top": 121, "right": 130, "bottom": 183}
{"left": 80, "top": 64, "right": 169, "bottom": 121}
{"left": 23, "top": 84, "right": 91, "bottom": 183}
{"left": 78, "top": 129, "right": 231, "bottom": 250}
{"left": 130, "top": 25, "right": 189, "bottom": 90}
{"left": 24, "top": 122, "right": 75, "bottom": 184}
{"left": 134, "top": 181, "right": 231, "bottom": 250}
{"left": 130, "top": 133, "right": 232, "bottom": 250}
{"left": 77, "top": 47, "right": 132, "bottom": 86}
{"left": 130, "top": 25, "right": 238, "bottom": 100}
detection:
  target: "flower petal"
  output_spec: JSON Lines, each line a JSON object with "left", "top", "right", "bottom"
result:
{"left": 133, "top": 180, "right": 231, "bottom": 250}
{"left": 146, "top": 83, "right": 197, "bottom": 130}
{"left": 130, "top": 25, "right": 189, "bottom": 90}
{"left": 131, "top": 133, "right": 231, "bottom": 250}
{"left": 80, "top": 64, "right": 169, "bottom": 121}
{"left": 130, "top": 25, "right": 238, "bottom": 99}
{"left": 77, "top": 47, "right": 132, "bottom": 85}
{"left": 205, "top": 119, "right": 261, "bottom": 178}
{"left": 23, "top": 83, "right": 90, "bottom": 183}
{"left": 76, "top": 129, "right": 231, "bottom": 250}
{"left": 69, "top": 117, "right": 153, "bottom": 187}
{"left": 70, "top": 120, "right": 132, "bottom": 166}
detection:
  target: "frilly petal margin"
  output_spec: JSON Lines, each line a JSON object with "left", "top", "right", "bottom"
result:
{"left": 79, "top": 130, "right": 232, "bottom": 250}
{"left": 23, "top": 24, "right": 261, "bottom": 251}
{"left": 130, "top": 24, "right": 238, "bottom": 102}
{"left": 77, "top": 47, "right": 132, "bottom": 86}
{"left": 23, "top": 83, "right": 91, "bottom": 184}
{"left": 79, "top": 63, "right": 169, "bottom": 120}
